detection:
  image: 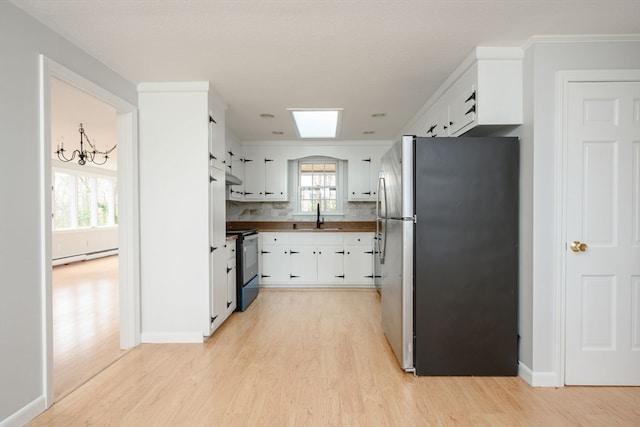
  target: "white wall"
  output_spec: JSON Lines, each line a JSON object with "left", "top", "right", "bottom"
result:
{"left": 52, "top": 228, "right": 118, "bottom": 264}
{"left": 522, "top": 37, "right": 640, "bottom": 385}
{"left": 0, "top": 2, "right": 137, "bottom": 425}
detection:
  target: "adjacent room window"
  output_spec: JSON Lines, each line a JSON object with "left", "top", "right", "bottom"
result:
{"left": 53, "top": 169, "right": 118, "bottom": 230}
{"left": 298, "top": 159, "right": 341, "bottom": 214}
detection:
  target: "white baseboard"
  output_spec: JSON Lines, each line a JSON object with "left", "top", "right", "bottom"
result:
{"left": 0, "top": 395, "right": 47, "bottom": 427}
{"left": 518, "top": 362, "right": 562, "bottom": 387}
{"left": 141, "top": 332, "right": 205, "bottom": 343}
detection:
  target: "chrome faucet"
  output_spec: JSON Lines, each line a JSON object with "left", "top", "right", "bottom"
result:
{"left": 316, "top": 203, "right": 324, "bottom": 229}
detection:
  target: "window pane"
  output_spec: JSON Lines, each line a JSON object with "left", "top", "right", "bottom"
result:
{"left": 96, "top": 178, "right": 112, "bottom": 226}
{"left": 54, "top": 173, "right": 72, "bottom": 229}
{"left": 300, "top": 199, "right": 313, "bottom": 213}
{"left": 76, "top": 176, "right": 92, "bottom": 227}
{"left": 300, "top": 173, "right": 313, "bottom": 186}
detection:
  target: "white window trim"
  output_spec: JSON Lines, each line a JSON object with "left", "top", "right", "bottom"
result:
{"left": 292, "top": 156, "right": 345, "bottom": 217}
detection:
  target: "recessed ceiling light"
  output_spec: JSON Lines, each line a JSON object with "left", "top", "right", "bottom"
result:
{"left": 260, "top": 113, "right": 275, "bottom": 118}
{"left": 288, "top": 108, "right": 342, "bottom": 138}
{"left": 272, "top": 131, "right": 284, "bottom": 135}
{"left": 363, "top": 131, "right": 376, "bottom": 135}
{"left": 372, "top": 113, "right": 386, "bottom": 118}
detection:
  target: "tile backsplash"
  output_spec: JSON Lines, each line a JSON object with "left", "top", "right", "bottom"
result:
{"left": 226, "top": 201, "right": 376, "bottom": 222}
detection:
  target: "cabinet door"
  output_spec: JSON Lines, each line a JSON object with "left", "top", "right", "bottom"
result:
{"left": 260, "top": 244, "right": 290, "bottom": 284}
{"left": 229, "top": 153, "right": 245, "bottom": 200}
{"left": 317, "top": 245, "right": 345, "bottom": 284}
{"left": 289, "top": 246, "right": 317, "bottom": 283}
{"left": 344, "top": 245, "right": 374, "bottom": 286}
{"left": 264, "top": 157, "right": 287, "bottom": 200}
{"left": 208, "top": 111, "right": 226, "bottom": 172}
{"left": 242, "top": 156, "right": 265, "bottom": 200}
{"left": 348, "top": 156, "right": 372, "bottom": 201}
{"left": 226, "top": 243, "right": 237, "bottom": 314}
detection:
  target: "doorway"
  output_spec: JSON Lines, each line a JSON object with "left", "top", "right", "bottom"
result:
{"left": 50, "top": 77, "right": 124, "bottom": 399}
{"left": 40, "top": 56, "right": 140, "bottom": 406}
{"left": 559, "top": 72, "right": 640, "bottom": 385}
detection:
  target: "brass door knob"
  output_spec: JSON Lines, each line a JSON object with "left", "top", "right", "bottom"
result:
{"left": 570, "top": 241, "right": 588, "bottom": 252}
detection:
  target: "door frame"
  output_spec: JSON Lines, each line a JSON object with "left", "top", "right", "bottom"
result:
{"left": 39, "top": 56, "right": 141, "bottom": 406}
{"left": 554, "top": 69, "right": 640, "bottom": 386}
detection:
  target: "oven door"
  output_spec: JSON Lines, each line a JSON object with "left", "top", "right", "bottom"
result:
{"left": 242, "top": 233, "right": 259, "bottom": 284}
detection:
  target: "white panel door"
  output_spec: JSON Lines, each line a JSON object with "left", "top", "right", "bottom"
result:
{"left": 565, "top": 81, "right": 640, "bottom": 385}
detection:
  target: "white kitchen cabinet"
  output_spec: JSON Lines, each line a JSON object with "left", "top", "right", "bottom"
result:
{"left": 414, "top": 47, "right": 523, "bottom": 138}
{"left": 258, "top": 232, "right": 374, "bottom": 288}
{"left": 208, "top": 102, "right": 226, "bottom": 172}
{"left": 210, "top": 167, "right": 228, "bottom": 333}
{"left": 139, "top": 81, "right": 229, "bottom": 343}
{"left": 347, "top": 147, "right": 386, "bottom": 202}
{"left": 259, "top": 233, "right": 291, "bottom": 284}
{"left": 225, "top": 239, "right": 237, "bottom": 316}
{"left": 344, "top": 233, "right": 375, "bottom": 286}
{"left": 289, "top": 245, "right": 317, "bottom": 283}
{"left": 317, "top": 245, "right": 346, "bottom": 284}
{"left": 228, "top": 148, "right": 245, "bottom": 200}
{"left": 243, "top": 155, "right": 287, "bottom": 201}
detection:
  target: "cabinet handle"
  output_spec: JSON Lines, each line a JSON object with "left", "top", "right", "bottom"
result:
{"left": 227, "top": 301, "right": 232, "bottom": 308}
{"left": 335, "top": 275, "right": 345, "bottom": 279}
{"left": 290, "top": 251, "right": 299, "bottom": 254}
{"left": 228, "top": 151, "right": 234, "bottom": 157}
{"left": 362, "top": 191, "right": 371, "bottom": 195}
{"left": 362, "top": 158, "right": 371, "bottom": 162}
{"left": 265, "top": 191, "right": 274, "bottom": 195}
{"left": 426, "top": 124, "right": 437, "bottom": 135}
{"left": 465, "top": 91, "right": 476, "bottom": 103}
{"left": 443, "top": 125, "right": 448, "bottom": 130}
{"left": 265, "top": 158, "right": 274, "bottom": 162}
{"left": 290, "top": 274, "right": 300, "bottom": 278}
{"left": 244, "top": 192, "right": 253, "bottom": 195}
{"left": 211, "top": 315, "right": 218, "bottom": 323}
{"left": 261, "top": 274, "right": 271, "bottom": 278}
{"left": 227, "top": 164, "right": 232, "bottom": 170}
{"left": 209, "top": 153, "right": 217, "bottom": 161}
{"left": 209, "top": 176, "right": 217, "bottom": 182}
{"left": 210, "top": 246, "right": 218, "bottom": 252}
{"left": 365, "top": 251, "right": 374, "bottom": 254}
{"left": 465, "top": 105, "right": 476, "bottom": 115}
{"left": 244, "top": 158, "right": 254, "bottom": 163}
{"left": 365, "top": 275, "right": 374, "bottom": 279}
{"left": 335, "top": 250, "right": 345, "bottom": 254}
{"left": 209, "top": 115, "right": 217, "bottom": 124}
{"left": 226, "top": 267, "right": 232, "bottom": 273}
{"left": 261, "top": 250, "right": 271, "bottom": 254}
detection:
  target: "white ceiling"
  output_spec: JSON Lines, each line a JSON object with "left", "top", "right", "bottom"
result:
{"left": 12, "top": 0, "right": 640, "bottom": 142}
{"left": 51, "top": 78, "right": 118, "bottom": 170}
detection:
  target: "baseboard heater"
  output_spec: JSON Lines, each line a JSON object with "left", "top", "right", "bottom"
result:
{"left": 52, "top": 248, "right": 119, "bottom": 266}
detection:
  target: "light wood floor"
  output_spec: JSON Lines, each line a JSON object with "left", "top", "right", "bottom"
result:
{"left": 32, "top": 289, "right": 639, "bottom": 426}
{"left": 52, "top": 256, "right": 125, "bottom": 400}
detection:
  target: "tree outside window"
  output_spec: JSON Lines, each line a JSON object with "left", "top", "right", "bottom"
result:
{"left": 52, "top": 170, "right": 117, "bottom": 230}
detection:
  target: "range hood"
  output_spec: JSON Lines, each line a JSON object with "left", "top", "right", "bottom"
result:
{"left": 225, "top": 173, "right": 243, "bottom": 186}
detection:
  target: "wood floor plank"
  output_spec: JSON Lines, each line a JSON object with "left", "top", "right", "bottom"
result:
{"left": 52, "top": 256, "right": 125, "bottom": 400}
{"left": 31, "top": 289, "right": 640, "bottom": 426}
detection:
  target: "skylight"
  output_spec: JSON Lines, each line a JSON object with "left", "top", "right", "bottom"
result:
{"left": 289, "top": 109, "right": 342, "bottom": 138}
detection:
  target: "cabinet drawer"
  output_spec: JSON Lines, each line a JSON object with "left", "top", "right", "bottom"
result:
{"left": 343, "top": 233, "right": 373, "bottom": 246}
{"left": 261, "top": 232, "right": 291, "bottom": 245}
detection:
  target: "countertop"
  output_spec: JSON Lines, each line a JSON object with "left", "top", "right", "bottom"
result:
{"left": 226, "top": 221, "right": 376, "bottom": 233}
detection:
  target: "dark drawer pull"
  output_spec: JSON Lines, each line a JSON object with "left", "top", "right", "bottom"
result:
{"left": 465, "top": 105, "right": 476, "bottom": 115}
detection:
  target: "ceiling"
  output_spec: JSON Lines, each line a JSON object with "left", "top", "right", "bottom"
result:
{"left": 12, "top": 0, "right": 640, "bottom": 142}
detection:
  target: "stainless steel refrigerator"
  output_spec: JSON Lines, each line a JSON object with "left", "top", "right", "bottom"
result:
{"left": 375, "top": 135, "right": 519, "bottom": 376}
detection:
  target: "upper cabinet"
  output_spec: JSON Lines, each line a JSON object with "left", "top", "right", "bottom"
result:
{"left": 208, "top": 97, "right": 227, "bottom": 172}
{"left": 243, "top": 153, "right": 287, "bottom": 201}
{"left": 347, "top": 145, "right": 387, "bottom": 202}
{"left": 412, "top": 47, "right": 523, "bottom": 138}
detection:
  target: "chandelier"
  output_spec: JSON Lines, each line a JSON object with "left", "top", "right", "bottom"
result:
{"left": 55, "top": 123, "right": 116, "bottom": 166}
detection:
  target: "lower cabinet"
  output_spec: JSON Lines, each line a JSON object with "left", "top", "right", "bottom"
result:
{"left": 259, "top": 232, "right": 374, "bottom": 287}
